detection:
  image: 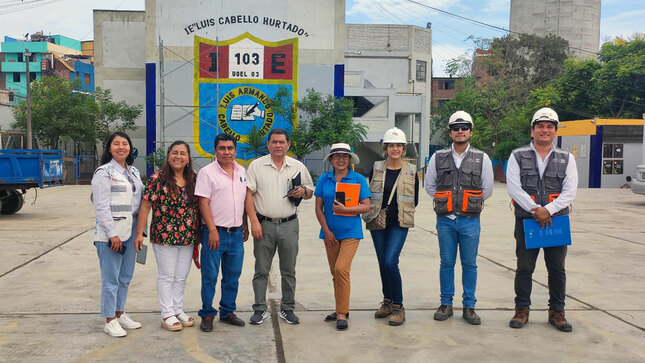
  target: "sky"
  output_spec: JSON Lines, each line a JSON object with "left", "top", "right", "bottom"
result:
{"left": 0, "top": 0, "right": 642, "bottom": 76}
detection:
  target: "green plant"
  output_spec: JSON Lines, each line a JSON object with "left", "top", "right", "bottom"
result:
{"left": 271, "top": 88, "right": 367, "bottom": 159}
{"left": 145, "top": 148, "right": 167, "bottom": 170}
{"left": 241, "top": 124, "right": 269, "bottom": 160}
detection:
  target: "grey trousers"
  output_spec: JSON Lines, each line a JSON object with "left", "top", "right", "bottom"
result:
{"left": 252, "top": 218, "right": 299, "bottom": 311}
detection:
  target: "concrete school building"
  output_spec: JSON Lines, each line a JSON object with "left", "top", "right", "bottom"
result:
{"left": 558, "top": 118, "right": 645, "bottom": 188}
{"left": 93, "top": 0, "right": 432, "bottom": 176}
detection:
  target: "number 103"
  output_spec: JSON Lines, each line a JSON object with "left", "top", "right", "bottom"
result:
{"left": 234, "top": 52, "right": 260, "bottom": 65}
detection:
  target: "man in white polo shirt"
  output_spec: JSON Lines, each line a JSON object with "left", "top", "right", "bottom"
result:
{"left": 245, "top": 128, "right": 314, "bottom": 325}
{"left": 195, "top": 133, "right": 249, "bottom": 332}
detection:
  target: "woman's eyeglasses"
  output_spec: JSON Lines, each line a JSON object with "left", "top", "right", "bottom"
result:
{"left": 450, "top": 125, "right": 471, "bottom": 132}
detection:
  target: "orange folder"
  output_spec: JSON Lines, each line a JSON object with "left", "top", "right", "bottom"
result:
{"left": 334, "top": 182, "right": 361, "bottom": 216}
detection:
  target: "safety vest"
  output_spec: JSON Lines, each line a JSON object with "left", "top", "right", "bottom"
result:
{"left": 512, "top": 145, "right": 570, "bottom": 219}
{"left": 433, "top": 147, "right": 485, "bottom": 217}
{"left": 364, "top": 160, "right": 416, "bottom": 228}
{"left": 93, "top": 163, "right": 139, "bottom": 242}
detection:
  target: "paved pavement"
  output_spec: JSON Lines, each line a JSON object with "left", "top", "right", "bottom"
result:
{"left": 1, "top": 183, "right": 644, "bottom": 362}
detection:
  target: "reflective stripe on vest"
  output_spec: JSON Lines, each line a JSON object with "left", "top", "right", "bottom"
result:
{"left": 433, "top": 147, "right": 485, "bottom": 217}
{"left": 93, "top": 163, "right": 136, "bottom": 242}
{"left": 512, "top": 145, "right": 570, "bottom": 219}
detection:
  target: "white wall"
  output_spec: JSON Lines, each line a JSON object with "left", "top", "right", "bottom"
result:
{"left": 0, "top": 104, "right": 14, "bottom": 131}
{"left": 94, "top": 10, "right": 147, "bottom": 172}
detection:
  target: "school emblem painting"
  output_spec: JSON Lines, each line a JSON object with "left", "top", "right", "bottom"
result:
{"left": 193, "top": 33, "right": 298, "bottom": 160}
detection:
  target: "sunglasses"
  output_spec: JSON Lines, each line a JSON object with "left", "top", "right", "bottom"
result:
{"left": 450, "top": 125, "right": 471, "bottom": 132}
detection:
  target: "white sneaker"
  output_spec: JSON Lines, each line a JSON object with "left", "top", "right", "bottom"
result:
{"left": 117, "top": 313, "right": 142, "bottom": 329}
{"left": 104, "top": 319, "right": 127, "bottom": 337}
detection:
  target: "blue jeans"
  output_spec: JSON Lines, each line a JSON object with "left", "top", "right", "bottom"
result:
{"left": 436, "top": 215, "right": 480, "bottom": 308}
{"left": 95, "top": 215, "right": 138, "bottom": 318}
{"left": 370, "top": 224, "right": 409, "bottom": 305}
{"left": 199, "top": 226, "right": 244, "bottom": 319}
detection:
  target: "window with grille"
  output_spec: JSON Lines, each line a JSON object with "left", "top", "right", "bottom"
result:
{"left": 416, "top": 60, "right": 427, "bottom": 82}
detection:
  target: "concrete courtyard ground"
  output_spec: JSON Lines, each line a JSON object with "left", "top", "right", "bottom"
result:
{"left": 0, "top": 183, "right": 644, "bottom": 362}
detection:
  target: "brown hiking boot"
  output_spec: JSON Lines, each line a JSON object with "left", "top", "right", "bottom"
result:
{"left": 509, "top": 308, "right": 530, "bottom": 328}
{"left": 462, "top": 308, "right": 481, "bottom": 325}
{"left": 548, "top": 310, "right": 572, "bottom": 332}
{"left": 374, "top": 298, "right": 393, "bottom": 318}
{"left": 433, "top": 305, "right": 453, "bottom": 321}
{"left": 388, "top": 304, "right": 405, "bottom": 326}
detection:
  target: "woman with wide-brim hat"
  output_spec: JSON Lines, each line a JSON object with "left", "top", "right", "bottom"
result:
{"left": 363, "top": 127, "right": 419, "bottom": 326}
{"left": 314, "top": 143, "right": 371, "bottom": 331}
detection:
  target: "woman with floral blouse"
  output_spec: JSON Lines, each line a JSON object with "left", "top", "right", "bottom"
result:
{"left": 135, "top": 140, "right": 200, "bottom": 331}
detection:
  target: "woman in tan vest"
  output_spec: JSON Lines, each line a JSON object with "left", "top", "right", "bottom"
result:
{"left": 364, "top": 128, "right": 418, "bottom": 326}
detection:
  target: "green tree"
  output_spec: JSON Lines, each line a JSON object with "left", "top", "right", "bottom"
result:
{"left": 12, "top": 77, "right": 142, "bottom": 152}
{"left": 445, "top": 53, "right": 473, "bottom": 78}
{"left": 445, "top": 36, "right": 490, "bottom": 77}
{"left": 552, "top": 34, "right": 645, "bottom": 119}
{"left": 480, "top": 33, "right": 569, "bottom": 88}
{"left": 94, "top": 87, "right": 143, "bottom": 145}
{"left": 434, "top": 33, "right": 570, "bottom": 160}
{"left": 12, "top": 77, "right": 95, "bottom": 149}
{"left": 271, "top": 88, "right": 367, "bottom": 159}
{"left": 241, "top": 124, "right": 269, "bottom": 160}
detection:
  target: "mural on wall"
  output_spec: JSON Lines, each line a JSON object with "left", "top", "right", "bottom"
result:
{"left": 193, "top": 33, "right": 298, "bottom": 161}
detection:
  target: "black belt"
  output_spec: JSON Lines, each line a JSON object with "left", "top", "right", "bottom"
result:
{"left": 256, "top": 213, "right": 297, "bottom": 224}
{"left": 216, "top": 225, "right": 241, "bottom": 233}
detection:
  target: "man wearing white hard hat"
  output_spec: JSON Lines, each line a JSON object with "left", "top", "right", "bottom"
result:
{"left": 363, "top": 127, "right": 419, "bottom": 326}
{"left": 506, "top": 107, "right": 577, "bottom": 332}
{"left": 425, "top": 110, "right": 494, "bottom": 325}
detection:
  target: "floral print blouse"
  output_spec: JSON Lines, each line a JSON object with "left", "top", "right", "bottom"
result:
{"left": 143, "top": 171, "right": 200, "bottom": 246}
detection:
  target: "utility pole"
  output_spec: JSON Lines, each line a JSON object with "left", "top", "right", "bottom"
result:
{"left": 25, "top": 49, "right": 32, "bottom": 149}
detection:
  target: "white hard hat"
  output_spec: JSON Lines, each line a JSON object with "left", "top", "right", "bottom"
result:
{"left": 531, "top": 107, "right": 559, "bottom": 127}
{"left": 382, "top": 127, "right": 407, "bottom": 144}
{"left": 448, "top": 111, "right": 473, "bottom": 127}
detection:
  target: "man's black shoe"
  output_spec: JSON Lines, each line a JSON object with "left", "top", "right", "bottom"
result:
{"left": 200, "top": 315, "right": 214, "bottom": 332}
{"left": 220, "top": 313, "right": 245, "bottom": 327}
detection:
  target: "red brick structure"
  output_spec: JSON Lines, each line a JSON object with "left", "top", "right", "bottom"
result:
{"left": 431, "top": 77, "right": 462, "bottom": 114}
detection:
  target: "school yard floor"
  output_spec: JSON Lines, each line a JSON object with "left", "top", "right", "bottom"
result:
{"left": 1, "top": 183, "right": 644, "bottom": 362}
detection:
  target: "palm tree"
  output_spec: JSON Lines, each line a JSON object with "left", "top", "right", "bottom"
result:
{"left": 241, "top": 124, "right": 269, "bottom": 161}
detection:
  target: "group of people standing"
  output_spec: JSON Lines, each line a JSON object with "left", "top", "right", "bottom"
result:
{"left": 91, "top": 106, "right": 577, "bottom": 338}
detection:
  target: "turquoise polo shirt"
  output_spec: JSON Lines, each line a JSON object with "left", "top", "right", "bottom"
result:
{"left": 314, "top": 170, "right": 371, "bottom": 240}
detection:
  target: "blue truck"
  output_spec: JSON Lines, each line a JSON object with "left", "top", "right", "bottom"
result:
{"left": 0, "top": 149, "right": 64, "bottom": 214}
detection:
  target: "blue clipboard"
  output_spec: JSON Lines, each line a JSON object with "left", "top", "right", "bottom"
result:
{"left": 523, "top": 215, "right": 572, "bottom": 249}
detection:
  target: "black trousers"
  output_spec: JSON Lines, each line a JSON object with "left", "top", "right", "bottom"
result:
{"left": 514, "top": 218, "right": 567, "bottom": 312}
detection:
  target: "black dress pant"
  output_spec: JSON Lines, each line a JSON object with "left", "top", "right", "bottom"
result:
{"left": 514, "top": 218, "right": 567, "bottom": 312}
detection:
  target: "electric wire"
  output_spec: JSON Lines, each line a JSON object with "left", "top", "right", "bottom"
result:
{"left": 0, "top": 0, "right": 61, "bottom": 15}
{"left": 367, "top": 0, "right": 645, "bottom": 112}
{"left": 403, "top": 0, "right": 602, "bottom": 57}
